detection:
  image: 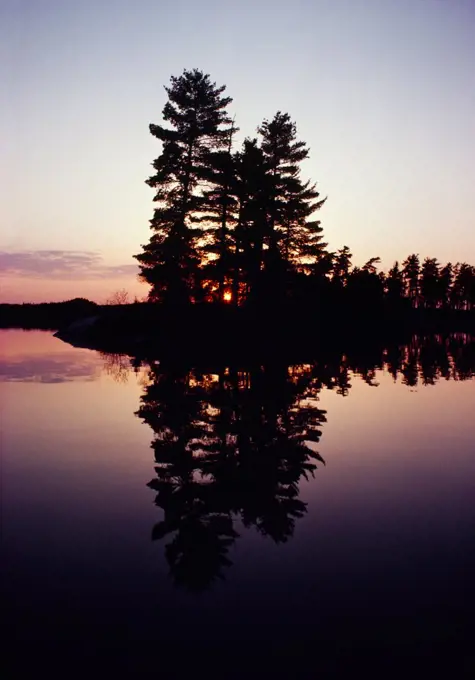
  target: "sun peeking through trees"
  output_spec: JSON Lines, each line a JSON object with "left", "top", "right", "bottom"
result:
{"left": 134, "top": 68, "right": 326, "bottom": 307}
{"left": 135, "top": 68, "right": 475, "bottom": 312}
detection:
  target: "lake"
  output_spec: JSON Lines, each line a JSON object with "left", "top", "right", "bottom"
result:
{"left": 1, "top": 329, "right": 474, "bottom": 677}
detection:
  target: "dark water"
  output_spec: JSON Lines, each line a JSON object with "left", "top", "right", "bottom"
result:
{"left": 1, "top": 330, "right": 474, "bottom": 677}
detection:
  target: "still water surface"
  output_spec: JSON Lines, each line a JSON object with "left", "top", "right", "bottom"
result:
{"left": 1, "top": 330, "right": 474, "bottom": 675}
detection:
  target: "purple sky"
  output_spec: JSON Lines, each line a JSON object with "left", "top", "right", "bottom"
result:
{"left": 1, "top": 0, "right": 474, "bottom": 302}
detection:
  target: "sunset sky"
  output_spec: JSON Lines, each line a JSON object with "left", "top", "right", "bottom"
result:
{"left": 1, "top": 0, "right": 474, "bottom": 303}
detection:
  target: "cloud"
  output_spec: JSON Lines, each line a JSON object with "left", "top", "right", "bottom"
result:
{"left": 0, "top": 352, "right": 103, "bottom": 383}
{"left": 0, "top": 250, "right": 138, "bottom": 279}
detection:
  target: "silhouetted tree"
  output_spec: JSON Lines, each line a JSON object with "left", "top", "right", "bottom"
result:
{"left": 452, "top": 263, "right": 475, "bottom": 311}
{"left": 402, "top": 254, "right": 420, "bottom": 307}
{"left": 362, "top": 257, "right": 381, "bottom": 274}
{"left": 130, "top": 68, "right": 475, "bottom": 322}
{"left": 420, "top": 257, "right": 440, "bottom": 308}
{"left": 385, "top": 261, "right": 405, "bottom": 302}
{"left": 312, "top": 250, "right": 335, "bottom": 280}
{"left": 135, "top": 69, "right": 233, "bottom": 304}
{"left": 199, "top": 120, "right": 239, "bottom": 302}
{"left": 332, "top": 246, "right": 353, "bottom": 287}
{"left": 106, "top": 289, "right": 130, "bottom": 305}
{"left": 258, "top": 112, "right": 326, "bottom": 301}
{"left": 438, "top": 262, "right": 453, "bottom": 309}
{"left": 233, "top": 138, "right": 269, "bottom": 304}
{"left": 347, "top": 260, "right": 384, "bottom": 312}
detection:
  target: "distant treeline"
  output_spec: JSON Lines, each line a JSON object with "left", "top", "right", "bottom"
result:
{"left": 2, "top": 298, "right": 474, "bottom": 351}
{"left": 0, "top": 298, "right": 98, "bottom": 329}
{"left": 134, "top": 68, "right": 475, "bottom": 313}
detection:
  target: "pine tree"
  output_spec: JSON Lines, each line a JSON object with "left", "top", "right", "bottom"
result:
{"left": 312, "top": 250, "right": 335, "bottom": 279}
{"left": 333, "top": 246, "right": 353, "bottom": 285}
{"left": 420, "top": 257, "right": 440, "bottom": 308}
{"left": 233, "top": 138, "right": 269, "bottom": 304}
{"left": 438, "top": 262, "right": 453, "bottom": 308}
{"left": 386, "top": 261, "right": 405, "bottom": 301}
{"left": 452, "top": 263, "right": 475, "bottom": 310}
{"left": 362, "top": 257, "right": 381, "bottom": 274}
{"left": 347, "top": 257, "right": 384, "bottom": 307}
{"left": 199, "top": 119, "right": 239, "bottom": 301}
{"left": 402, "top": 254, "right": 420, "bottom": 306}
{"left": 135, "top": 69, "right": 233, "bottom": 304}
{"left": 257, "top": 112, "right": 326, "bottom": 281}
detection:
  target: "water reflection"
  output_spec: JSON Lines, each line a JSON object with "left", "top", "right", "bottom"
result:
{"left": 135, "top": 361, "right": 325, "bottom": 590}
{"left": 131, "top": 333, "right": 474, "bottom": 591}
{"left": 7, "top": 330, "right": 472, "bottom": 592}
{"left": 0, "top": 330, "right": 103, "bottom": 383}
{"left": 0, "top": 354, "right": 101, "bottom": 383}
{"left": 99, "top": 352, "right": 133, "bottom": 384}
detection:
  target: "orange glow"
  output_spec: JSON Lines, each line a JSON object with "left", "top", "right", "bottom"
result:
{"left": 223, "top": 291, "right": 232, "bottom": 302}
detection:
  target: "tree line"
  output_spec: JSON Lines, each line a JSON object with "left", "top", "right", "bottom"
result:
{"left": 135, "top": 68, "right": 475, "bottom": 312}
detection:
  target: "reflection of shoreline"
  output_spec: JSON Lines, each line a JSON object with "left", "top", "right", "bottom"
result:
{"left": 106, "top": 334, "right": 475, "bottom": 389}
{"left": 133, "top": 333, "right": 475, "bottom": 592}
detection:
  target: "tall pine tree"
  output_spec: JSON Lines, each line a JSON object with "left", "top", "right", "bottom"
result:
{"left": 402, "top": 254, "right": 421, "bottom": 307}
{"left": 420, "top": 257, "right": 440, "bottom": 308}
{"left": 135, "top": 69, "right": 233, "bottom": 304}
{"left": 257, "top": 112, "right": 326, "bottom": 298}
{"left": 233, "top": 138, "right": 269, "bottom": 304}
{"left": 198, "top": 119, "right": 238, "bottom": 301}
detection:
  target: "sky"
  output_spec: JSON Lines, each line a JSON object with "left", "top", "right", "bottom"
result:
{"left": 1, "top": 0, "right": 474, "bottom": 303}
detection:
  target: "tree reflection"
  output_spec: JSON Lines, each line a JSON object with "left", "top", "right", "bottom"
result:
{"left": 136, "top": 360, "right": 326, "bottom": 590}
{"left": 127, "top": 333, "right": 475, "bottom": 591}
{"left": 99, "top": 351, "right": 131, "bottom": 383}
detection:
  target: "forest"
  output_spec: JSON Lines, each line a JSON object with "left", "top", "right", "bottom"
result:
{"left": 135, "top": 68, "right": 475, "bottom": 314}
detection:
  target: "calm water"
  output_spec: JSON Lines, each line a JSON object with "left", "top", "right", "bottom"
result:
{"left": 1, "top": 329, "right": 474, "bottom": 677}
